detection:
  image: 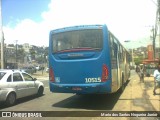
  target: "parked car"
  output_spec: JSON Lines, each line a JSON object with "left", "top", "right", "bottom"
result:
{"left": 35, "top": 65, "right": 42, "bottom": 71}
{"left": 0, "top": 69, "right": 44, "bottom": 106}
{"left": 21, "top": 66, "right": 36, "bottom": 74}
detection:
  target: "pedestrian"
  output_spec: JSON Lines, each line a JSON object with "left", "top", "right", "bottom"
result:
{"left": 41, "top": 66, "right": 44, "bottom": 75}
{"left": 140, "top": 66, "right": 144, "bottom": 82}
{"left": 136, "top": 65, "right": 143, "bottom": 82}
{"left": 135, "top": 65, "right": 140, "bottom": 73}
{"left": 153, "top": 64, "right": 160, "bottom": 95}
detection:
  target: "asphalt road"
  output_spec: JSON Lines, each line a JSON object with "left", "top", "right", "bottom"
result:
{"left": 0, "top": 70, "right": 159, "bottom": 120}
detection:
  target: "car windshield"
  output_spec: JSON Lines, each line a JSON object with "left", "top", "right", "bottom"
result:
{"left": 52, "top": 29, "right": 103, "bottom": 53}
{"left": 0, "top": 72, "right": 6, "bottom": 80}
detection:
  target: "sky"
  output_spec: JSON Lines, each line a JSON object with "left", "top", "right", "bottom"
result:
{"left": 1, "top": 0, "right": 157, "bottom": 47}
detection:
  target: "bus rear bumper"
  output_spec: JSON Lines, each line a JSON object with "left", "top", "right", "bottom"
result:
{"left": 49, "top": 82, "right": 111, "bottom": 94}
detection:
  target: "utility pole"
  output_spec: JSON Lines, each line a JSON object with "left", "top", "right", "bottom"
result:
{"left": 152, "top": 0, "right": 160, "bottom": 60}
{"left": 152, "top": 26, "right": 155, "bottom": 60}
{"left": 158, "top": 0, "right": 160, "bottom": 59}
{"left": 0, "top": 0, "right": 4, "bottom": 69}
{"left": 15, "top": 40, "right": 18, "bottom": 63}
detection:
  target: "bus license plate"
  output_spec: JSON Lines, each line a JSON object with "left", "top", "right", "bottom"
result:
{"left": 72, "top": 87, "right": 82, "bottom": 91}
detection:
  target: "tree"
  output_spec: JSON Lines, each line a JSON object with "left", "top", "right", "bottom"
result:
{"left": 29, "top": 48, "right": 36, "bottom": 60}
{"left": 17, "top": 48, "right": 25, "bottom": 63}
{"left": 134, "top": 57, "right": 143, "bottom": 65}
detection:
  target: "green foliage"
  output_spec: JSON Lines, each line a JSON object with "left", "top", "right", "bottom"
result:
{"left": 134, "top": 57, "right": 143, "bottom": 65}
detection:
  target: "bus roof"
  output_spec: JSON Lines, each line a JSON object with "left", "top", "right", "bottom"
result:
{"left": 50, "top": 24, "right": 105, "bottom": 34}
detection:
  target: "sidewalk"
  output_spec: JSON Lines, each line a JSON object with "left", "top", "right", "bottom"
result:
{"left": 32, "top": 70, "right": 49, "bottom": 80}
{"left": 129, "top": 70, "right": 160, "bottom": 111}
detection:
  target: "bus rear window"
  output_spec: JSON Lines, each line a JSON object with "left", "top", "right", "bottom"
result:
{"left": 52, "top": 29, "right": 103, "bottom": 53}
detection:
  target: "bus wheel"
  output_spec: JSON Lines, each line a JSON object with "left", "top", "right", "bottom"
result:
{"left": 119, "top": 74, "right": 125, "bottom": 93}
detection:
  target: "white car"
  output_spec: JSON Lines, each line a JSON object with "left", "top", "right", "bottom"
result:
{"left": 0, "top": 69, "right": 44, "bottom": 106}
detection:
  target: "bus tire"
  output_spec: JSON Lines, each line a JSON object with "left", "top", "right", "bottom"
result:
{"left": 119, "top": 74, "right": 125, "bottom": 93}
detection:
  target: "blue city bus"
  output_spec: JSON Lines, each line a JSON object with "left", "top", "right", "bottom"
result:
{"left": 49, "top": 24, "right": 130, "bottom": 94}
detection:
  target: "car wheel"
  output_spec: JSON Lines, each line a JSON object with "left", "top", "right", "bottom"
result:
{"left": 37, "top": 86, "right": 44, "bottom": 96}
{"left": 6, "top": 92, "right": 16, "bottom": 106}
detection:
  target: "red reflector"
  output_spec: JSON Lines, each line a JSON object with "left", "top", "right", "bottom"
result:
{"left": 102, "top": 64, "right": 109, "bottom": 82}
{"left": 49, "top": 68, "right": 55, "bottom": 82}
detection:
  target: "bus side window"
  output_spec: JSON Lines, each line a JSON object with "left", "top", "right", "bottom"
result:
{"left": 113, "top": 42, "right": 117, "bottom": 58}
{"left": 109, "top": 34, "right": 114, "bottom": 58}
{"left": 109, "top": 33, "right": 118, "bottom": 59}
{"left": 119, "top": 45, "right": 124, "bottom": 62}
{"left": 123, "top": 48, "right": 125, "bottom": 62}
{"left": 113, "top": 38, "right": 118, "bottom": 59}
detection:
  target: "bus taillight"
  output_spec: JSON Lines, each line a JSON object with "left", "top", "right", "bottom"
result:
{"left": 102, "top": 64, "right": 109, "bottom": 82}
{"left": 49, "top": 68, "right": 55, "bottom": 82}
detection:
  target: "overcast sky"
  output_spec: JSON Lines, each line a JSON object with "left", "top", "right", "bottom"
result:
{"left": 2, "top": 0, "right": 157, "bottom": 47}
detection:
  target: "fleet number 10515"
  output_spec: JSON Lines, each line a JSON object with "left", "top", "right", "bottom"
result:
{"left": 85, "top": 77, "right": 101, "bottom": 83}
